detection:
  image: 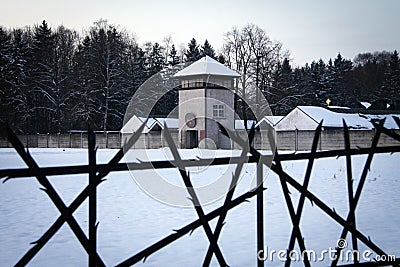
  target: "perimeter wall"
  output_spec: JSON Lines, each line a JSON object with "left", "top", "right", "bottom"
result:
{"left": 1, "top": 129, "right": 398, "bottom": 151}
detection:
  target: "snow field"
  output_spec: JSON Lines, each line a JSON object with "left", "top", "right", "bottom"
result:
{"left": 0, "top": 148, "right": 399, "bottom": 266}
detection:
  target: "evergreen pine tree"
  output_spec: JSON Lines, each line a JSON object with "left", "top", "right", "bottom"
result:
{"left": 270, "top": 58, "right": 299, "bottom": 114}
{"left": 133, "top": 47, "right": 149, "bottom": 87}
{"left": 200, "top": 39, "right": 215, "bottom": 58}
{"left": 0, "top": 27, "right": 12, "bottom": 124}
{"left": 148, "top": 42, "right": 164, "bottom": 75}
{"left": 309, "top": 59, "right": 329, "bottom": 105}
{"left": 326, "top": 53, "right": 354, "bottom": 107}
{"left": 121, "top": 42, "right": 147, "bottom": 100}
{"left": 351, "top": 51, "right": 389, "bottom": 107}
{"left": 70, "top": 35, "right": 103, "bottom": 129}
{"left": 389, "top": 50, "right": 400, "bottom": 71}
{"left": 217, "top": 54, "right": 226, "bottom": 64}
{"left": 277, "top": 58, "right": 316, "bottom": 114}
{"left": 184, "top": 38, "right": 201, "bottom": 62}
{"left": 168, "top": 44, "right": 179, "bottom": 65}
{"left": 31, "top": 20, "right": 55, "bottom": 133}
{"left": 8, "top": 29, "right": 33, "bottom": 132}
{"left": 380, "top": 50, "right": 400, "bottom": 109}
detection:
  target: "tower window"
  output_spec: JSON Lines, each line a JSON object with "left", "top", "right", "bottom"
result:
{"left": 181, "top": 79, "right": 203, "bottom": 88}
{"left": 181, "top": 80, "right": 190, "bottom": 88}
{"left": 213, "top": 104, "right": 225, "bottom": 118}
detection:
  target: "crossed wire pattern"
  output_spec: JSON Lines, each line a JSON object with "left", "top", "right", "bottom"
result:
{"left": 1, "top": 118, "right": 400, "bottom": 267}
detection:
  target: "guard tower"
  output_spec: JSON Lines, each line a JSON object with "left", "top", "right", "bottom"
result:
{"left": 174, "top": 56, "right": 240, "bottom": 149}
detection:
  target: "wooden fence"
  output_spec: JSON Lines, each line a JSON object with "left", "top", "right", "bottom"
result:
{"left": 1, "top": 129, "right": 400, "bottom": 151}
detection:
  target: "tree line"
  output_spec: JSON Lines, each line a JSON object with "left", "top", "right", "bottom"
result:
{"left": 221, "top": 24, "right": 400, "bottom": 118}
{"left": 0, "top": 21, "right": 399, "bottom": 134}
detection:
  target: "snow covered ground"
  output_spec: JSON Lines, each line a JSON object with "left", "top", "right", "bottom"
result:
{"left": 0, "top": 148, "right": 399, "bottom": 266}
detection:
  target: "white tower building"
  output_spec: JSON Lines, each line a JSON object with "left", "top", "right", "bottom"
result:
{"left": 174, "top": 56, "right": 240, "bottom": 148}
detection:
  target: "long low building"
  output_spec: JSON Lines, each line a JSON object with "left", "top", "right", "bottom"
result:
{"left": 274, "top": 106, "right": 400, "bottom": 131}
{"left": 120, "top": 106, "right": 400, "bottom": 150}
{"left": 2, "top": 106, "right": 398, "bottom": 150}
{"left": 120, "top": 116, "right": 179, "bottom": 134}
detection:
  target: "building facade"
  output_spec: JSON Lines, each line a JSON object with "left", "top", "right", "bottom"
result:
{"left": 174, "top": 56, "right": 240, "bottom": 149}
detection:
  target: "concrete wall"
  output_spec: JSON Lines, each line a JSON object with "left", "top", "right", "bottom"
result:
{"left": 0, "top": 133, "right": 123, "bottom": 149}
{"left": 232, "top": 129, "right": 277, "bottom": 151}
{"left": 121, "top": 131, "right": 179, "bottom": 149}
{"left": 205, "top": 88, "right": 235, "bottom": 149}
{"left": 179, "top": 88, "right": 205, "bottom": 148}
{"left": 232, "top": 129, "right": 400, "bottom": 151}
{"left": 274, "top": 129, "right": 400, "bottom": 151}
{"left": 0, "top": 129, "right": 398, "bottom": 151}
{"left": 178, "top": 86, "right": 235, "bottom": 149}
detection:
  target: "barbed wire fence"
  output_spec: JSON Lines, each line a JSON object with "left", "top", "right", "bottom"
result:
{"left": 1, "top": 118, "right": 400, "bottom": 266}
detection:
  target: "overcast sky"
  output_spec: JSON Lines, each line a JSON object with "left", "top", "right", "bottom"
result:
{"left": 1, "top": 0, "right": 399, "bottom": 66}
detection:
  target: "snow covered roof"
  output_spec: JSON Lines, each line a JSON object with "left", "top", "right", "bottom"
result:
{"left": 121, "top": 115, "right": 178, "bottom": 134}
{"left": 296, "top": 106, "right": 400, "bottom": 129}
{"left": 121, "top": 115, "right": 143, "bottom": 134}
{"left": 296, "top": 106, "right": 369, "bottom": 129}
{"left": 360, "top": 102, "right": 371, "bottom": 109}
{"left": 174, "top": 56, "right": 240, "bottom": 78}
{"left": 149, "top": 117, "right": 179, "bottom": 130}
{"left": 363, "top": 114, "right": 400, "bottom": 129}
{"left": 256, "top": 116, "right": 284, "bottom": 128}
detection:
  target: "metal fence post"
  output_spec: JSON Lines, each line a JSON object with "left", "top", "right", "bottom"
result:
{"left": 88, "top": 129, "right": 97, "bottom": 266}
{"left": 257, "top": 161, "right": 264, "bottom": 267}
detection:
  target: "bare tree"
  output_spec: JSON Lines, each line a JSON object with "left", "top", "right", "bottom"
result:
{"left": 50, "top": 26, "right": 78, "bottom": 132}
{"left": 178, "top": 42, "right": 186, "bottom": 63}
{"left": 89, "top": 20, "right": 129, "bottom": 131}
{"left": 162, "top": 35, "right": 173, "bottom": 64}
{"left": 222, "top": 23, "right": 289, "bottom": 126}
